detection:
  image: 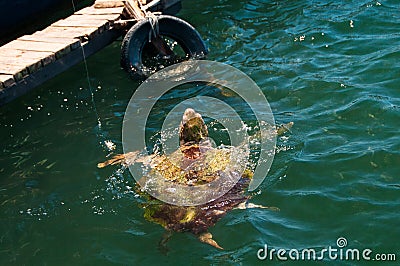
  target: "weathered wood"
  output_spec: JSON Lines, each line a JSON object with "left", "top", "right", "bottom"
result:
{"left": 0, "top": 65, "right": 28, "bottom": 81}
{"left": 0, "top": 75, "right": 15, "bottom": 90}
{"left": 19, "top": 34, "right": 81, "bottom": 50}
{"left": 0, "top": 49, "right": 49, "bottom": 78}
{"left": 0, "top": 29, "right": 122, "bottom": 105}
{"left": 94, "top": 0, "right": 125, "bottom": 8}
{"left": 2, "top": 40, "right": 65, "bottom": 53}
{"left": 0, "top": 49, "right": 55, "bottom": 66}
{"left": 141, "top": 0, "right": 161, "bottom": 10}
{"left": 2, "top": 40, "right": 71, "bottom": 59}
{"left": 0, "top": 0, "right": 181, "bottom": 105}
{"left": 142, "top": 0, "right": 180, "bottom": 12}
{"left": 39, "top": 26, "right": 101, "bottom": 41}
{"left": 1, "top": 57, "right": 43, "bottom": 74}
{"left": 67, "top": 14, "right": 121, "bottom": 21}
{"left": 52, "top": 16, "right": 112, "bottom": 29}
{"left": 125, "top": 0, "right": 146, "bottom": 19}
{"left": 75, "top": 6, "right": 124, "bottom": 15}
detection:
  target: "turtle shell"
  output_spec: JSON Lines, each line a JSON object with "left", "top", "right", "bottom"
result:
{"left": 137, "top": 108, "right": 254, "bottom": 234}
{"left": 141, "top": 169, "right": 253, "bottom": 234}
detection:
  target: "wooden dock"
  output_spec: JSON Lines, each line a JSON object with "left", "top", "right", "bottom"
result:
{"left": 0, "top": 0, "right": 180, "bottom": 105}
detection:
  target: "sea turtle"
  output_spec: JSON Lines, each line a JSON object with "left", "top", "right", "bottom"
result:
{"left": 98, "top": 108, "right": 290, "bottom": 249}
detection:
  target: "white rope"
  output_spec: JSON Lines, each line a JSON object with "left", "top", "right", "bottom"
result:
{"left": 145, "top": 11, "right": 162, "bottom": 41}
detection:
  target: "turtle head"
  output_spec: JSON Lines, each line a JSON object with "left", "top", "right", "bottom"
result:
{"left": 179, "top": 108, "right": 208, "bottom": 147}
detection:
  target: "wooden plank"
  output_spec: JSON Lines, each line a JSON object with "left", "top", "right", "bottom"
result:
{"left": 0, "top": 75, "right": 16, "bottom": 90}
{"left": 66, "top": 14, "right": 121, "bottom": 21}
{"left": 141, "top": 0, "right": 160, "bottom": 10}
{"left": 0, "top": 49, "right": 56, "bottom": 66}
{"left": 2, "top": 40, "right": 71, "bottom": 59}
{"left": 94, "top": 0, "right": 125, "bottom": 8}
{"left": 0, "top": 0, "right": 182, "bottom": 105}
{"left": 76, "top": 13, "right": 122, "bottom": 21}
{"left": 0, "top": 28, "right": 123, "bottom": 105}
{"left": 39, "top": 26, "right": 101, "bottom": 40}
{"left": 2, "top": 40, "right": 68, "bottom": 53}
{"left": 0, "top": 65, "right": 28, "bottom": 81}
{"left": 125, "top": 0, "right": 146, "bottom": 19}
{"left": 0, "top": 58, "right": 42, "bottom": 75}
{"left": 19, "top": 34, "right": 81, "bottom": 50}
{"left": 52, "top": 17, "right": 111, "bottom": 29}
{"left": 142, "top": 0, "right": 181, "bottom": 12}
{"left": 75, "top": 6, "right": 124, "bottom": 15}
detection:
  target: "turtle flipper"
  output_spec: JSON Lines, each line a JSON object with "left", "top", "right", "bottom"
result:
{"left": 199, "top": 232, "right": 223, "bottom": 250}
{"left": 158, "top": 230, "right": 173, "bottom": 254}
{"left": 235, "top": 202, "right": 280, "bottom": 211}
{"left": 276, "top": 122, "right": 294, "bottom": 136}
{"left": 97, "top": 151, "right": 140, "bottom": 168}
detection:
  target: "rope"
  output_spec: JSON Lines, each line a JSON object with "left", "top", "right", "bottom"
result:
{"left": 71, "top": 0, "right": 102, "bottom": 129}
{"left": 145, "top": 11, "right": 162, "bottom": 41}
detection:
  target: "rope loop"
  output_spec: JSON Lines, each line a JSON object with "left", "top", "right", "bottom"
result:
{"left": 145, "top": 12, "right": 162, "bottom": 41}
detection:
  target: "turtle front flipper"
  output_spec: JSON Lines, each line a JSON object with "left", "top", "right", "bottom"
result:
{"left": 97, "top": 151, "right": 141, "bottom": 168}
{"left": 276, "top": 122, "right": 294, "bottom": 136}
{"left": 198, "top": 232, "right": 223, "bottom": 250}
{"left": 235, "top": 202, "right": 280, "bottom": 211}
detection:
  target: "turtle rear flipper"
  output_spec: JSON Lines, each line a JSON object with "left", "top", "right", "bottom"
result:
{"left": 199, "top": 232, "right": 223, "bottom": 250}
{"left": 159, "top": 230, "right": 173, "bottom": 254}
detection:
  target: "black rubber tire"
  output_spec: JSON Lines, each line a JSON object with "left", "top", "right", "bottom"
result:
{"left": 121, "top": 15, "right": 208, "bottom": 80}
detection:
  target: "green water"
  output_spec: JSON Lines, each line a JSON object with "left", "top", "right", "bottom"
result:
{"left": 1, "top": 0, "right": 399, "bottom": 265}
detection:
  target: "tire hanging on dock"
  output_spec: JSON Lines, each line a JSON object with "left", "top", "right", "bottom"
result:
{"left": 121, "top": 15, "right": 208, "bottom": 80}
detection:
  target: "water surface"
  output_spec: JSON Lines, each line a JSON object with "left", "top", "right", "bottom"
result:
{"left": 1, "top": 0, "right": 399, "bottom": 264}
